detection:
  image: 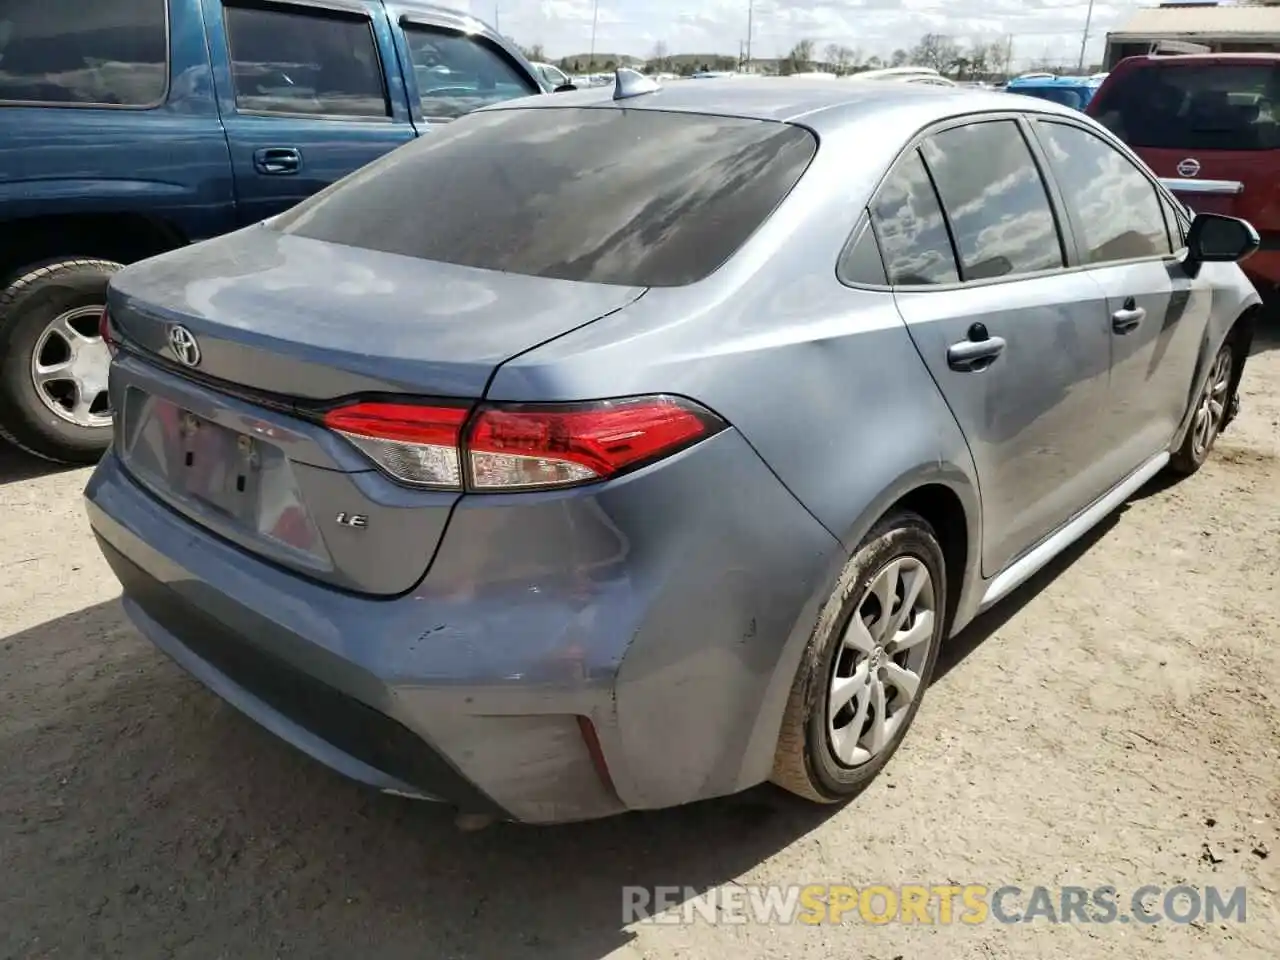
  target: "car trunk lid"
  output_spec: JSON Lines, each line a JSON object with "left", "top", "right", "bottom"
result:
{"left": 105, "top": 226, "right": 646, "bottom": 595}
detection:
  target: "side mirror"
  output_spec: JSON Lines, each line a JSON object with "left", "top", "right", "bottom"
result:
{"left": 1185, "top": 213, "right": 1259, "bottom": 275}
{"left": 553, "top": 82, "right": 578, "bottom": 93}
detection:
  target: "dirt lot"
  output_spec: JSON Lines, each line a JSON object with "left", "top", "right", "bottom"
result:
{"left": 1, "top": 327, "right": 1277, "bottom": 960}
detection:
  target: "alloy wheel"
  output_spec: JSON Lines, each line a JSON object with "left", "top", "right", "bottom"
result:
{"left": 1191, "top": 347, "right": 1233, "bottom": 460}
{"left": 29, "top": 305, "right": 112, "bottom": 428}
{"left": 827, "top": 555, "right": 937, "bottom": 768}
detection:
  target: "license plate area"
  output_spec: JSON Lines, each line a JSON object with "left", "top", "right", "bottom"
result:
{"left": 124, "top": 392, "right": 279, "bottom": 528}
{"left": 172, "top": 408, "right": 264, "bottom": 522}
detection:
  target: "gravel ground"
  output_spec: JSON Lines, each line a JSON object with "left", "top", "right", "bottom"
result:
{"left": 1, "top": 325, "right": 1277, "bottom": 960}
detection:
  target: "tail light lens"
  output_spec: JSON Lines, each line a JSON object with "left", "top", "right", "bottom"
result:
{"left": 323, "top": 402, "right": 469, "bottom": 488}
{"left": 98, "top": 306, "right": 117, "bottom": 356}
{"left": 323, "top": 395, "right": 724, "bottom": 492}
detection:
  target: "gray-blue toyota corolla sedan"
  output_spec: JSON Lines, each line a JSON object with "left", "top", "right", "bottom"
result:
{"left": 86, "top": 73, "right": 1262, "bottom": 824}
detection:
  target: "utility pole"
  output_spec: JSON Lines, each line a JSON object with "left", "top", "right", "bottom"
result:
{"left": 494, "top": 2, "right": 499, "bottom": 33}
{"left": 589, "top": 0, "right": 599, "bottom": 68}
{"left": 1004, "top": 34, "right": 1014, "bottom": 79}
{"left": 746, "top": 0, "right": 754, "bottom": 70}
{"left": 1077, "top": 0, "right": 1096, "bottom": 72}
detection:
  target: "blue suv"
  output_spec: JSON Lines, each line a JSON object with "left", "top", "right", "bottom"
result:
{"left": 0, "top": 0, "right": 549, "bottom": 463}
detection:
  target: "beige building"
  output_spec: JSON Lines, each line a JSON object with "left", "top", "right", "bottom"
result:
{"left": 1106, "top": 2, "right": 1280, "bottom": 68}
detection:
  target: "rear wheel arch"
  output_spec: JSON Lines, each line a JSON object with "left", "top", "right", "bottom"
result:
{"left": 888, "top": 483, "right": 971, "bottom": 637}
{"left": 0, "top": 212, "right": 187, "bottom": 284}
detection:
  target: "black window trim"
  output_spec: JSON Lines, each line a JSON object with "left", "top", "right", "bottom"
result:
{"left": 842, "top": 110, "right": 1078, "bottom": 293}
{"left": 1026, "top": 116, "right": 1184, "bottom": 269}
{"left": 0, "top": 0, "right": 173, "bottom": 111}
{"left": 398, "top": 17, "right": 540, "bottom": 124}
{"left": 222, "top": 0, "right": 395, "bottom": 124}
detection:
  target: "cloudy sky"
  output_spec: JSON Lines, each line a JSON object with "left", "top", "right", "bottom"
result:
{"left": 458, "top": 0, "right": 1146, "bottom": 66}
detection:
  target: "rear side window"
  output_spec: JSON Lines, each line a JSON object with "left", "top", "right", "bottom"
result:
{"left": 920, "top": 120, "right": 1065, "bottom": 280}
{"left": 0, "top": 0, "right": 168, "bottom": 106}
{"left": 1036, "top": 121, "right": 1172, "bottom": 264}
{"left": 1092, "top": 63, "right": 1280, "bottom": 151}
{"left": 271, "top": 108, "right": 817, "bottom": 287}
{"left": 869, "top": 151, "right": 959, "bottom": 286}
{"left": 838, "top": 222, "right": 887, "bottom": 286}
{"left": 403, "top": 25, "right": 539, "bottom": 121}
{"left": 223, "top": 3, "right": 389, "bottom": 119}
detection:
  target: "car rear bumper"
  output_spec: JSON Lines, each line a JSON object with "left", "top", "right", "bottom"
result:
{"left": 85, "top": 431, "right": 841, "bottom": 823}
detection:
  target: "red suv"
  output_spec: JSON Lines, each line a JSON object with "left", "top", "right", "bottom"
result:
{"left": 1087, "top": 53, "right": 1280, "bottom": 294}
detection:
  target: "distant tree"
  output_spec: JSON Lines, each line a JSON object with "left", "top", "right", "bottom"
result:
{"left": 823, "top": 43, "right": 856, "bottom": 76}
{"left": 910, "top": 33, "right": 961, "bottom": 74}
{"left": 966, "top": 40, "right": 993, "bottom": 78}
{"left": 780, "top": 38, "right": 814, "bottom": 76}
{"left": 649, "top": 40, "right": 670, "bottom": 72}
{"left": 890, "top": 48, "right": 909, "bottom": 67}
{"left": 527, "top": 43, "right": 546, "bottom": 62}
{"left": 604, "top": 58, "right": 617, "bottom": 69}
{"left": 865, "top": 54, "right": 883, "bottom": 70}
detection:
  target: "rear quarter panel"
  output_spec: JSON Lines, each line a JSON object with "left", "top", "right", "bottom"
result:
{"left": 486, "top": 119, "right": 986, "bottom": 794}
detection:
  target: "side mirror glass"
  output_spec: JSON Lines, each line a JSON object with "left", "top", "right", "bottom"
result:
{"left": 1186, "top": 212, "right": 1259, "bottom": 265}
{"left": 553, "top": 83, "right": 578, "bottom": 93}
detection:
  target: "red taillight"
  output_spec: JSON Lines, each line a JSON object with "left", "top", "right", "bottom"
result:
{"left": 98, "top": 306, "right": 117, "bottom": 355}
{"left": 322, "top": 402, "right": 469, "bottom": 489}
{"left": 467, "top": 396, "right": 720, "bottom": 490}
{"left": 322, "top": 395, "right": 723, "bottom": 492}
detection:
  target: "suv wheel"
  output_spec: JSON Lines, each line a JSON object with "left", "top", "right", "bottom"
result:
{"left": 0, "top": 259, "right": 120, "bottom": 464}
{"left": 772, "top": 510, "right": 946, "bottom": 802}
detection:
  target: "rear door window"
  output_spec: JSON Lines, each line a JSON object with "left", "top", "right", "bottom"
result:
{"left": 1036, "top": 121, "right": 1172, "bottom": 263}
{"left": 920, "top": 120, "right": 1065, "bottom": 281}
{"left": 1092, "top": 63, "right": 1280, "bottom": 150}
{"left": 0, "top": 0, "right": 168, "bottom": 106}
{"left": 223, "top": 2, "right": 389, "bottom": 119}
{"left": 868, "top": 151, "right": 959, "bottom": 286}
{"left": 271, "top": 107, "right": 817, "bottom": 287}
{"left": 402, "top": 25, "right": 538, "bottom": 121}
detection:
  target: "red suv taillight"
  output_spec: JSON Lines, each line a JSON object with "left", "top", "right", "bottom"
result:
{"left": 322, "top": 395, "right": 725, "bottom": 492}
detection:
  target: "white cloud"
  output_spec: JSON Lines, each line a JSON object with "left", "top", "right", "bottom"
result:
{"left": 463, "top": 0, "right": 1140, "bottom": 66}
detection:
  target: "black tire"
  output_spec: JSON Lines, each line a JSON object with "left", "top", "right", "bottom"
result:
{"left": 1168, "top": 339, "right": 1235, "bottom": 477}
{"left": 0, "top": 259, "right": 120, "bottom": 464}
{"left": 772, "top": 510, "right": 947, "bottom": 803}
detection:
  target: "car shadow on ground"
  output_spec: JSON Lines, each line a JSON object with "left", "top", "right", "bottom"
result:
{"left": 1252, "top": 314, "right": 1280, "bottom": 356}
{"left": 0, "top": 442, "right": 82, "bottom": 485}
{"left": 2, "top": 510, "right": 1128, "bottom": 958}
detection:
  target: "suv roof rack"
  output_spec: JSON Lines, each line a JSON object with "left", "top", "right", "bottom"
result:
{"left": 1149, "top": 39, "right": 1212, "bottom": 57}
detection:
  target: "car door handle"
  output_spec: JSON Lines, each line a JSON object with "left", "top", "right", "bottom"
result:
{"left": 946, "top": 329, "right": 1007, "bottom": 373}
{"left": 253, "top": 147, "right": 302, "bottom": 175}
{"left": 1112, "top": 299, "right": 1146, "bottom": 334}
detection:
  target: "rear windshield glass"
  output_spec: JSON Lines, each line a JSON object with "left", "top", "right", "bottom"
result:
{"left": 1092, "top": 63, "right": 1280, "bottom": 151}
{"left": 269, "top": 107, "right": 817, "bottom": 287}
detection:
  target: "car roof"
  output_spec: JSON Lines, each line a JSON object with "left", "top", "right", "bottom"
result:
{"left": 488, "top": 76, "right": 1083, "bottom": 130}
{"left": 393, "top": 1, "right": 501, "bottom": 35}
{"left": 1118, "top": 52, "right": 1280, "bottom": 67}
{"left": 1008, "top": 75, "right": 1100, "bottom": 88}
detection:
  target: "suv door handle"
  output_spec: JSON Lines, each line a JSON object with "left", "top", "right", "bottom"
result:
{"left": 947, "top": 323, "right": 1007, "bottom": 373}
{"left": 253, "top": 147, "right": 302, "bottom": 175}
{"left": 1112, "top": 298, "right": 1146, "bottom": 334}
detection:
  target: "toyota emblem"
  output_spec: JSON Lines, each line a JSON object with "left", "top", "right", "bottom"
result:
{"left": 1176, "top": 157, "right": 1201, "bottom": 178}
{"left": 167, "top": 325, "right": 201, "bottom": 367}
